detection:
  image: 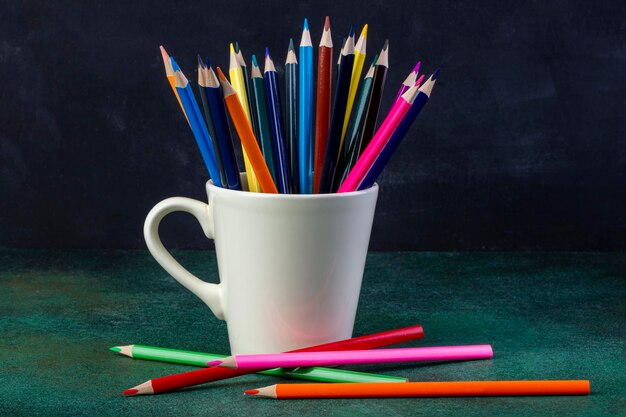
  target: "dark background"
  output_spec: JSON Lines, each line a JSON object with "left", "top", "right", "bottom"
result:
{"left": 1, "top": 0, "right": 625, "bottom": 251}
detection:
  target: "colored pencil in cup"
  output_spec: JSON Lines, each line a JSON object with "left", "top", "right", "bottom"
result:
{"left": 216, "top": 67, "right": 278, "bottom": 193}
{"left": 313, "top": 16, "right": 333, "bottom": 193}
{"left": 245, "top": 380, "right": 591, "bottom": 399}
{"left": 285, "top": 39, "right": 299, "bottom": 193}
{"left": 203, "top": 62, "right": 242, "bottom": 190}
{"left": 340, "top": 24, "right": 368, "bottom": 146}
{"left": 394, "top": 61, "right": 420, "bottom": 101}
{"left": 318, "top": 27, "right": 355, "bottom": 193}
{"left": 229, "top": 43, "right": 261, "bottom": 192}
{"left": 333, "top": 56, "right": 377, "bottom": 191}
{"left": 110, "top": 344, "right": 407, "bottom": 384}
{"left": 298, "top": 18, "right": 314, "bottom": 194}
{"left": 211, "top": 345, "right": 493, "bottom": 369}
{"left": 264, "top": 48, "right": 292, "bottom": 193}
{"left": 122, "top": 324, "right": 424, "bottom": 395}
{"left": 159, "top": 46, "right": 187, "bottom": 122}
{"left": 234, "top": 42, "right": 258, "bottom": 141}
{"left": 337, "top": 82, "right": 420, "bottom": 193}
{"left": 358, "top": 70, "right": 439, "bottom": 190}
{"left": 172, "top": 69, "right": 223, "bottom": 187}
{"left": 354, "top": 40, "right": 389, "bottom": 157}
{"left": 197, "top": 56, "right": 226, "bottom": 186}
{"left": 250, "top": 55, "right": 278, "bottom": 183}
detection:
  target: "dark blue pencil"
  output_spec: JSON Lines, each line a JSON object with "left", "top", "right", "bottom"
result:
{"left": 318, "top": 28, "right": 355, "bottom": 193}
{"left": 358, "top": 70, "right": 439, "bottom": 190}
{"left": 264, "top": 48, "right": 292, "bottom": 194}
{"left": 203, "top": 62, "right": 242, "bottom": 190}
{"left": 285, "top": 39, "right": 299, "bottom": 193}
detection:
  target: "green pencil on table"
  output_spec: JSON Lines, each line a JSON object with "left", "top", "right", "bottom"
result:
{"left": 110, "top": 344, "right": 407, "bottom": 383}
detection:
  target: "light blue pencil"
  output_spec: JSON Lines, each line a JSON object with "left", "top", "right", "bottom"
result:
{"left": 172, "top": 66, "right": 222, "bottom": 187}
{"left": 298, "top": 18, "right": 314, "bottom": 194}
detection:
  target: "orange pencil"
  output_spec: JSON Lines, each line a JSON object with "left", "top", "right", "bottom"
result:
{"left": 216, "top": 67, "right": 278, "bottom": 194}
{"left": 159, "top": 46, "right": 187, "bottom": 122}
{"left": 245, "top": 380, "right": 591, "bottom": 399}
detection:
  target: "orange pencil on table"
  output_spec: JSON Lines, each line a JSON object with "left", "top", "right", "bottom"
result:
{"left": 245, "top": 380, "right": 591, "bottom": 399}
{"left": 216, "top": 67, "right": 278, "bottom": 194}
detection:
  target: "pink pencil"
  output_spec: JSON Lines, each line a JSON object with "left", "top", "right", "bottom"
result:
{"left": 337, "top": 83, "right": 421, "bottom": 193}
{"left": 210, "top": 345, "right": 493, "bottom": 369}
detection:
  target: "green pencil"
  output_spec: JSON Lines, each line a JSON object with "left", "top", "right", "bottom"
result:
{"left": 110, "top": 344, "right": 406, "bottom": 383}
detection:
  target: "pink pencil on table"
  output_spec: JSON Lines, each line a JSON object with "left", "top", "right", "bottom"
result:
{"left": 337, "top": 83, "right": 421, "bottom": 193}
{"left": 209, "top": 345, "right": 493, "bottom": 369}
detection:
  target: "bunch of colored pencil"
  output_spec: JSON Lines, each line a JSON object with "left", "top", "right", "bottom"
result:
{"left": 112, "top": 323, "right": 590, "bottom": 399}
{"left": 160, "top": 17, "right": 439, "bottom": 194}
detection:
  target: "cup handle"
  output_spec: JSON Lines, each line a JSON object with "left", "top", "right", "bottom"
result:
{"left": 143, "top": 197, "right": 226, "bottom": 320}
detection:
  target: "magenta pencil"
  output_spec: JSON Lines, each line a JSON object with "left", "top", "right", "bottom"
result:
{"left": 212, "top": 345, "right": 493, "bottom": 369}
{"left": 337, "top": 83, "right": 420, "bottom": 193}
{"left": 394, "top": 61, "right": 420, "bottom": 101}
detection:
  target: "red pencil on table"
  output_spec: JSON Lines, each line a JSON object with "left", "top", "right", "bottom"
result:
{"left": 123, "top": 324, "right": 424, "bottom": 396}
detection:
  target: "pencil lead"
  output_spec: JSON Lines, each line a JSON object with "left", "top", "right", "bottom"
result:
{"left": 415, "top": 74, "right": 425, "bottom": 87}
{"left": 215, "top": 67, "right": 236, "bottom": 96}
{"left": 251, "top": 54, "right": 259, "bottom": 68}
{"left": 324, "top": 16, "right": 330, "bottom": 31}
{"left": 245, "top": 389, "right": 259, "bottom": 395}
{"left": 348, "top": 26, "right": 355, "bottom": 37}
{"left": 250, "top": 54, "right": 263, "bottom": 78}
{"left": 303, "top": 18, "right": 309, "bottom": 30}
{"left": 289, "top": 38, "right": 295, "bottom": 52}
{"left": 355, "top": 24, "right": 368, "bottom": 53}
{"left": 265, "top": 47, "right": 271, "bottom": 57}
{"left": 109, "top": 346, "right": 121, "bottom": 353}
{"left": 205, "top": 56, "right": 212, "bottom": 69}
{"left": 382, "top": 39, "right": 389, "bottom": 51}
{"left": 432, "top": 68, "right": 441, "bottom": 80}
{"left": 234, "top": 41, "right": 240, "bottom": 53}
{"left": 413, "top": 61, "right": 421, "bottom": 74}
{"left": 320, "top": 17, "right": 333, "bottom": 48}
{"left": 159, "top": 46, "right": 175, "bottom": 76}
{"left": 229, "top": 42, "right": 236, "bottom": 55}
{"left": 206, "top": 360, "right": 222, "bottom": 366}
{"left": 122, "top": 381, "right": 154, "bottom": 396}
{"left": 197, "top": 54, "right": 205, "bottom": 69}
{"left": 123, "top": 389, "right": 138, "bottom": 396}
{"left": 360, "top": 24, "right": 368, "bottom": 39}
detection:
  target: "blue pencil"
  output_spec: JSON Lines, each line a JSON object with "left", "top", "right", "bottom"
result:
{"left": 172, "top": 66, "right": 222, "bottom": 187}
{"left": 358, "top": 70, "right": 439, "bottom": 190}
{"left": 318, "top": 28, "right": 355, "bottom": 193}
{"left": 298, "top": 18, "right": 314, "bottom": 194}
{"left": 264, "top": 48, "right": 292, "bottom": 194}
{"left": 203, "top": 62, "right": 242, "bottom": 190}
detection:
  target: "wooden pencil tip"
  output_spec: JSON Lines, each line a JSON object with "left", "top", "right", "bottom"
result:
{"left": 229, "top": 43, "right": 235, "bottom": 54}
{"left": 361, "top": 24, "right": 368, "bottom": 38}
{"left": 432, "top": 68, "right": 441, "bottom": 80}
{"left": 234, "top": 41, "right": 240, "bottom": 53}
{"left": 215, "top": 66, "right": 227, "bottom": 80}
{"left": 109, "top": 346, "right": 122, "bottom": 353}
{"left": 265, "top": 47, "right": 271, "bottom": 57}
{"left": 206, "top": 360, "right": 222, "bottom": 366}
{"left": 123, "top": 389, "right": 139, "bottom": 396}
{"left": 303, "top": 18, "right": 309, "bottom": 30}
{"left": 383, "top": 39, "right": 389, "bottom": 50}
{"left": 415, "top": 74, "right": 425, "bottom": 87}
{"left": 205, "top": 56, "right": 212, "bottom": 69}
{"left": 348, "top": 26, "right": 355, "bottom": 37}
{"left": 251, "top": 54, "right": 258, "bottom": 67}
{"left": 324, "top": 16, "right": 330, "bottom": 30}
{"left": 244, "top": 389, "right": 259, "bottom": 395}
{"left": 197, "top": 54, "right": 205, "bottom": 69}
{"left": 413, "top": 61, "right": 421, "bottom": 73}
{"left": 289, "top": 38, "right": 295, "bottom": 51}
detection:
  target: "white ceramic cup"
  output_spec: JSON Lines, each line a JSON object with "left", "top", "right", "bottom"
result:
{"left": 144, "top": 177, "right": 378, "bottom": 354}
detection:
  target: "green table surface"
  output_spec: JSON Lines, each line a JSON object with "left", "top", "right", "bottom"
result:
{"left": 1, "top": 249, "right": 624, "bottom": 416}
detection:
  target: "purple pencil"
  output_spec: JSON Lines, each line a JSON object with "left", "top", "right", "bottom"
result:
{"left": 394, "top": 61, "right": 421, "bottom": 101}
{"left": 210, "top": 345, "right": 493, "bottom": 369}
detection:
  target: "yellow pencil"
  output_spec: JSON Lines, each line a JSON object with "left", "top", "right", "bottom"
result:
{"left": 340, "top": 24, "right": 368, "bottom": 147}
{"left": 159, "top": 45, "right": 187, "bottom": 123}
{"left": 229, "top": 43, "right": 261, "bottom": 192}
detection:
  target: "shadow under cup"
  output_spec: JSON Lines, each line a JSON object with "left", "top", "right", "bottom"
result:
{"left": 145, "top": 174, "right": 378, "bottom": 355}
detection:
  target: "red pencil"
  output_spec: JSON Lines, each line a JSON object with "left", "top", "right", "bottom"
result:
{"left": 123, "top": 324, "right": 424, "bottom": 396}
{"left": 313, "top": 16, "right": 333, "bottom": 193}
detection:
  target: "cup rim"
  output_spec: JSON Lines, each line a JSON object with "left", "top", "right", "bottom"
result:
{"left": 206, "top": 179, "right": 378, "bottom": 199}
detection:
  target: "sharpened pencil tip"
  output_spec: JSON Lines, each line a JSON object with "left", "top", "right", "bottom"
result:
{"left": 230, "top": 43, "right": 235, "bottom": 54}
{"left": 245, "top": 389, "right": 259, "bottom": 395}
{"left": 123, "top": 389, "right": 139, "bottom": 396}
{"left": 303, "top": 18, "right": 309, "bottom": 30}
{"left": 197, "top": 54, "right": 205, "bottom": 68}
{"left": 324, "top": 16, "right": 330, "bottom": 30}
{"left": 251, "top": 54, "right": 258, "bottom": 67}
{"left": 265, "top": 47, "right": 271, "bottom": 57}
{"left": 432, "top": 68, "right": 441, "bottom": 80}
{"left": 413, "top": 61, "right": 421, "bottom": 73}
{"left": 383, "top": 39, "right": 389, "bottom": 50}
{"left": 207, "top": 360, "right": 222, "bottom": 366}
{"left": 289, "top": 38, "right": 295, "bottom": 51}
{"left": 235, "top": 41, "right": 240, "bottom": 53}
{"left": 205, "top": 56, "right": 212, "bottom": 69}
{"left": 349, "top": 26, "right": 355, "bottom": 37}
{"left": 361, "top": 24, "right": 368, "bottom": 38}
{"left": 109, "top": 346, "right": 122, "bottom": 353}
